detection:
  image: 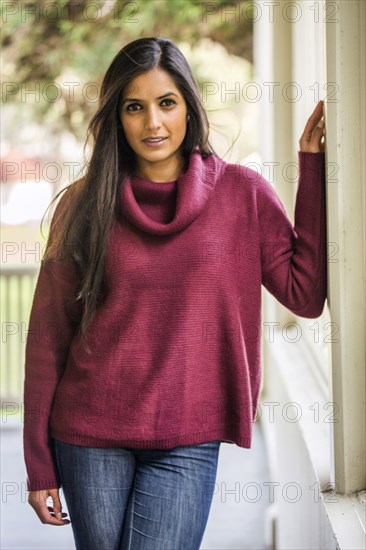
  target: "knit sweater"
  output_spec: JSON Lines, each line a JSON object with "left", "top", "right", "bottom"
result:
{"left": 23, "top": 147, "right": 327, "bottom": 491}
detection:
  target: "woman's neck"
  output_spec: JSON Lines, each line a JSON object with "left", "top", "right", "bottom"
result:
{"left": 132, "top": 154, "right": 186, "bottom": 183}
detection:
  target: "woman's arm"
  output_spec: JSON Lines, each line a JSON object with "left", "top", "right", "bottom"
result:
{"left": 23, "top": 189, "right": 82, "bottom": 492}
{"left": 258, "top": 101, "right": 327, "bottom": 318}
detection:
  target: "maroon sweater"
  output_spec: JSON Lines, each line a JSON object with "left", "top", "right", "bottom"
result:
{"left": 23, "top": 148, "right": 327, "bottom": 491}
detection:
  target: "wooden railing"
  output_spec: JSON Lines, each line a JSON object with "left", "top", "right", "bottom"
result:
{"left": 1, "top": 263, "right": 39, "bottom": 404}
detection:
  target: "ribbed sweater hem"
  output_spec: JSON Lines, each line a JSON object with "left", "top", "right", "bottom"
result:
{"left": 50, "top": 428, "right": 252, "bottom": 450}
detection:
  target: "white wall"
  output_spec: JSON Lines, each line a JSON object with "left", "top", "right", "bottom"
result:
{"left": 254, "top": 1, "right": 366, "bottom": 548}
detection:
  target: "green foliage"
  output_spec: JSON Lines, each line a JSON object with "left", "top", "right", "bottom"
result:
{"left": 2, "top": 0, "right": 253, "bottom": 138}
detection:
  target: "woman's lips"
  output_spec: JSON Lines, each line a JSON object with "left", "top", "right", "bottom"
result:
{"left": 143, "top": 137, "right": 168, "bottom": 147}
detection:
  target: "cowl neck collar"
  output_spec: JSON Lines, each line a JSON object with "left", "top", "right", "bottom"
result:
{"left": 119, "top": 147, "right": 218, "bottom": 236}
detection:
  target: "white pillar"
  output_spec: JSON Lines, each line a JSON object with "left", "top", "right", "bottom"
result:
{"left": 325, "top": 0, "right": 366, "bottom": 494}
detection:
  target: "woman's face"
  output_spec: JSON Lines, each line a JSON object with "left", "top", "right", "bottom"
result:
{"left": 119, "top": 67, "right": 188, "bottom": 177}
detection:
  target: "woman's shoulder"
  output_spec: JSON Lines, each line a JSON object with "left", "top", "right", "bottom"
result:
{"left": 213, "top": 155, "right": 265, "bottom": 193}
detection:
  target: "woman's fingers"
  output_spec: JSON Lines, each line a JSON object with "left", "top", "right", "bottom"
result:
{"left": 299, "top": 100, "right": 325, "bottom": 152}
{"left": 306, "top": 118, "right": 325, "bottom": 153}
{"left": 47, "top": 505, "right": 70, "bottom": 520}
{"left": 28, "top": 489, "right": 71, "bottom": 526}
{"left": 302, "top": 100, "right": 324, "bottom": 136}
{"left": 48, "top": 488, "right": 66, "bottom": 520}
{"left": 313, "top": 119, "right": 325, "bottom": 152}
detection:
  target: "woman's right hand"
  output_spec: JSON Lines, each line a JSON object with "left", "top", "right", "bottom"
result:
{"left": 28, "top": 488, "right": 71, "bottom": 525}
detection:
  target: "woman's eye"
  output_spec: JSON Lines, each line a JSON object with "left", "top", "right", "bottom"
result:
{"left": 126, "top": 103, "right": 141, "bottom": 112}
{"left": 161, "top": 99, "right": 176, "bottom": 106}
{"left": 126, "top": 99, "right": 176, "bottom": 112}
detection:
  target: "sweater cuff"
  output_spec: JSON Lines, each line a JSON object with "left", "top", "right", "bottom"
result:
{"left": 26, "top": 476, "right": 61, "bottom": 492}
{"left": 297, "top": 151, "right": 326, "bottom": 188}
{"left": 298, "top": 150, "right": 325, "bottom": 168}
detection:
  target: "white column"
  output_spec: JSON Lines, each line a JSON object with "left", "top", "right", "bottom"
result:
{"left": 325, "top": 0, "right": 366, "bottom": 494}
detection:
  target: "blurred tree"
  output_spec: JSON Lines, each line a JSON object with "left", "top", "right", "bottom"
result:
{"left": 2, "top": 0, "right": 253, "bottom": 140}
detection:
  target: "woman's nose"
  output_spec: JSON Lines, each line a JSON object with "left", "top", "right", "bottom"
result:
{"left": 144, "top": 107, "right": 161, "bottom": 130}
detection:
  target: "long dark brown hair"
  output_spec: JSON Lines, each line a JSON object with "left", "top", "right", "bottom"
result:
{"left": 41, "top": 36, "right": 218, "bottom": 350}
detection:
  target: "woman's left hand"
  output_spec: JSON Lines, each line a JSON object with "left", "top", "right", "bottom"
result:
{"left": 299, "top": 100, "right": 325, "bottom": 153}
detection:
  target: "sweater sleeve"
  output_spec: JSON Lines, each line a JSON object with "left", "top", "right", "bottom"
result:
{"left": 23, "top": 190, "right": 82, "bottom": 491}
{"left": 257, "top": 151, "right": 327, "bottom": 318}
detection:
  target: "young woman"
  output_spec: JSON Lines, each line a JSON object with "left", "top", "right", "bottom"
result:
{"left": 23, "top": 36, "right": 326, "bottom": 550}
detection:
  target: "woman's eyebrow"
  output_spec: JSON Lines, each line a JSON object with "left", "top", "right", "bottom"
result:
{"left": 121, "top": 92, "right": 179, "bottom": 105}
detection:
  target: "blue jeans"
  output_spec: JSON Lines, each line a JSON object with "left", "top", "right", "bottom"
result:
{"left": 53, "top": 437, "right": 221, "bottom": 550}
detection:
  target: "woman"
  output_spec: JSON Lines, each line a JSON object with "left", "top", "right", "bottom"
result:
{"left": 24, "top": 36, "right": 326, "bottom": 549}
